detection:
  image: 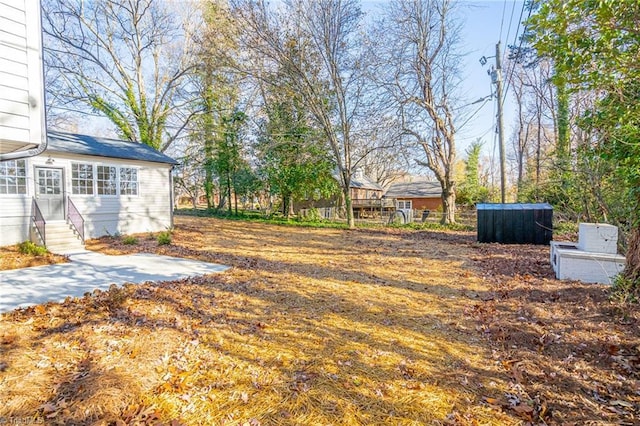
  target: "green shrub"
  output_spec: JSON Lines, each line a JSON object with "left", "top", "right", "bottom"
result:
{"left": 297, "top": 208, "right": 322, "bottom": 223}
{"left": 157, "top": 231, "right": 172, "bottom": 245}
{"left": 610, "top": 275, "right": 639, "bottom": 304}
{"left": 18, "top": 241, "right": 48, "bottom": 256}
{"left": 122, "top": 235, "right": 138, "bottom": 245}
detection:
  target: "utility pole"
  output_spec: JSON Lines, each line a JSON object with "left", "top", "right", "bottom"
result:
{"left": 495, "top": 41, "right": 507, "bottom": 203}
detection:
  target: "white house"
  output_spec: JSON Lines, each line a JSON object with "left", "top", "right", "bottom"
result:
{"left": 0, "top": 131, "right": 177, "bottom": 252}
{"left": 0, "top": 2, "right": 177, "bottom": 253}
{"left": 0, "top": 0, "right": 46, "bottom": 157}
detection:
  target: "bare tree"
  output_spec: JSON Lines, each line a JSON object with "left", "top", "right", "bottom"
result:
{"left": 354, "top": 116, "right": 408, "bottom": 189}
{"left": 42, "top": 0, "right": 198, "bottom": 151}
{"left": 232, "top": 0, "right": 367, "bottom": 228}
{"left": 375, "top": 0, "right": 463, "bottom": 224}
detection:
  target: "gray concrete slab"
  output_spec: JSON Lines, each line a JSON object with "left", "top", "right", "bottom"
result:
{"left": 0, "top": 252, "right": 229, "bottom": 313}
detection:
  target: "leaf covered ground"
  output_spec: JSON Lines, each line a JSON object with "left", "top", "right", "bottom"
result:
{"left": 0, "top": 244, "right": 68, "bottom": 270}
{"left": 0, "top": 216, "right": 638, "bottom": 425}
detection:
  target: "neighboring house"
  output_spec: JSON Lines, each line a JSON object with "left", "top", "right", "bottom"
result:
{"left": 0, "top": 0, "right": 46, "bottom": 157}
{"left": 348, "top": 172, "right": 393, "bottom": 218}
{"left": 384, "top": 180, "right": 443, "bottom": 212}
{"left": 349, "top": 172, "right": 383, "bottom": 201}
{"left": 0, "top": 131, "right": 177, "bottom": 252}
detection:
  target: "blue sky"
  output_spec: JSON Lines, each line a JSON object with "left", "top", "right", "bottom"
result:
{"left": 457, "top": 0, "right": 526, "bottom": 154}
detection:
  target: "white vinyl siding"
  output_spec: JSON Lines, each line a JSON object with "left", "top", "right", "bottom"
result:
{"left": 0, "top": 0, "right": 46, "bottom": 152}
{"left": 0, "top": 159, "right": 26, "bottom": 194}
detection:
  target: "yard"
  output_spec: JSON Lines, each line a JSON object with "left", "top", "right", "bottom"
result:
{"left": 0, "top": 215, "right": 638, "bottom": 425}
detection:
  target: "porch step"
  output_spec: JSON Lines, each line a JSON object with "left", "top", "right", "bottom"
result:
{"left": 33, "top": 220, "right": 85, "bottom": 255}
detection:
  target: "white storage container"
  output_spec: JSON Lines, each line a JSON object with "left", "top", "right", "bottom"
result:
{"left": 577, "top": 223, "right": 618, "bottom": 254}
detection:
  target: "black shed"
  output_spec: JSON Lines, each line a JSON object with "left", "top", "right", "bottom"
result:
{"left": 476, "top": 203, "right": 553, "bottom": 245}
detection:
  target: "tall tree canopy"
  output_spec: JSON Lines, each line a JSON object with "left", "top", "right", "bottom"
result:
{"left": 43, "top": 0, "right": 197, "bottom": 151}
{"left": 529, "top": 0, "right": 640, "bottom": 285}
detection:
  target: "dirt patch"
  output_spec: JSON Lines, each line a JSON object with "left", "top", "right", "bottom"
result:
{"left": 0, "top": 216, "right": 638, "bottom": 425}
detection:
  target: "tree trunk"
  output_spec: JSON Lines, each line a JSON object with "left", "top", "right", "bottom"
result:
{"left": 556, "top": 82, "right": 570, "bottom": 160}
{"left": 282, "top": 194, "right": 290, "bottom": 219}
{"left": 624, "top": 224, "right": 640, "bottom": 285}
{"left": 344, "top": 189, "right": 355, "bottom": 229}
{"left": 234, "top": 192, "right": 238, "bottom": 215}
{"left": 217, "top": 195, "right": 227, "bottom": 211}
{"left": 226, "top": 174, "right": 232, "bottom": 215}
{"left": 440, "top": 183, "right": 456, "bottom": 225}
{"left": 204, "top": 180, "right": 214, "bottom": 209}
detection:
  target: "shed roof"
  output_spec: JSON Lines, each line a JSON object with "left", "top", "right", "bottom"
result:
{"left": 476, "top": 203, "right": 553, "bottom": 210}
{"left": 384, "top": 180, "right": 441, "bottom": 198}
{"left": 46, "top": 131, "right": 178, "bottom": 165}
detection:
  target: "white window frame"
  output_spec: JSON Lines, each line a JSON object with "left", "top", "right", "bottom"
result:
{"left": 71, "top": 163, "right": 95, "bottom": 195}
{"left": 71, "top": 162, "right": 140, "bottom": 197}
{"left": 96, "top": 165, "right": 118, "bottom": 196}
{"left": 119, "top": 167, "right": 138, "bottom": 196}
{"left": 397, "top": 200, "right": 412, "bottom": 210}
{"left": 0, "top": 160, "right": 27, "bottom": 195}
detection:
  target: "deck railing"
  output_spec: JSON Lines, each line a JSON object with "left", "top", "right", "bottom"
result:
{"left": 67, "top": 197, "right": 85, "bottom": 243}
{"left": 32, "top": 198, "right": 46, "bottom": 246}
{"left": 351, "top": 198, "right": 396, "bottom": 208}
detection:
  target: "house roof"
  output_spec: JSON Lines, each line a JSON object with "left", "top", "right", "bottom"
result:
{"left": 46, "top": 131, "right": 178, "bottom": 165}
{"left": 384, "top": 180, "right": 441, "bottom": 198}
{"left": 350, "top": 174, "right": 383, "bottom": 191}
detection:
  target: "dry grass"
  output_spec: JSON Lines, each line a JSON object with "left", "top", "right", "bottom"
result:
{"left": 0, "top": 216, "right": 638, "bottom": 425}
{"left": 0, "top": 244, "right": 68, "bottom": 270}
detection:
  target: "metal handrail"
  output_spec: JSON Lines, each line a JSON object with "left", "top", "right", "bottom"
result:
{"left": 32, "top": 198, "right": 46, "bottom": 246}
{"left": 67, "top": 197, "right": 85, "bottom": 243}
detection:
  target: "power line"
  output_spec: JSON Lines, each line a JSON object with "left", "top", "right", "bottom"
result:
{"left": 457, "top": 97, "right": 491, "bottom": 131}
{"left": 502, "top": 1, "right": 518, "bottom": 58}
{"left": 498, "top": 0, "right": 508, "bottom": 42}
{"left": 501, "top": 1, "right": 534, "bottom": 108}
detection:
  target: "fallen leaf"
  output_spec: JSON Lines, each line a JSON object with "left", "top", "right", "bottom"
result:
{"left": 41, "top": 403, "right": 57, "bottom": 414}
{"left": 609, "top": 399, "right": 633, "bottom": 408}
{"left": 513, "top": 403, "right": 534, "bottom": 414}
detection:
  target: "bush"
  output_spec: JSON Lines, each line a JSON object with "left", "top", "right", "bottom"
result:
{"left": 157, "top": 231, "right": 172, "bottom": 245}
{"left": 18, "top": 241, "right": 48, "bottom": 256}
{"left": 610, "top": 275, "right": 639, "bottom": 304}
{"left": 122, "top": 235, "right": 138, "bottom": 245}
{"left": 297, "top": 208, "right": 322, "bottom": 223}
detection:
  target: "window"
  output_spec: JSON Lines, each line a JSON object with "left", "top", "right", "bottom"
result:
{"left": 72, "top": 163, "right": 94, "bottom": 195}
{"left": 72, "top": 163, "right": 139, "bottom": 196}
{"left": 397, "top": 200, "right": 412, "bottom": 210}
{"left": 0, "top": 160, "right": 27, "bottom": 194}
{"left": 119, "top": 167, "right": 138, "bottom": 195}
{"left": 97, "top": 165, "right": 117, "bottom": 195}
{"left": 37, "top": 168, "right": 62, "bottom": 194}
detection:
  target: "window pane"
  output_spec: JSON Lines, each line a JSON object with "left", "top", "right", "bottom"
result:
{"left": 97, "top": 166, "right": 117, "bottom": 195}
{"left": 0, "top": 160, "right": 27, "bottom": 195}
{"left": 120, "top": 167, "right": 138, "bottom": 195}
{"left": 72, "top": 163, "right": 94, "bottom": 195}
